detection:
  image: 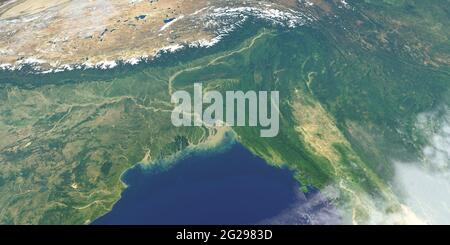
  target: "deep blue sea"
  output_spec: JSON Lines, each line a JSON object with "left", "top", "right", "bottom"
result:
{"left": 93, "top": 142, "right": 334, "bottom": 225}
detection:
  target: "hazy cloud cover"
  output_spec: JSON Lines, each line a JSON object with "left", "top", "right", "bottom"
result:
{"left": 393, "top": 107, "right": 450, "bottom": 224}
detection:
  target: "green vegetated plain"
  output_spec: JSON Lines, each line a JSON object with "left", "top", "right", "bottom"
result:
{"left": 0, "top": 0, "right": 449, "bottom": 224}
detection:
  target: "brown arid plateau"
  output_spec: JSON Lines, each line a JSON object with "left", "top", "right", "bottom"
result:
{"left": 0, "top": 0, "right": 312, "bottom": 70}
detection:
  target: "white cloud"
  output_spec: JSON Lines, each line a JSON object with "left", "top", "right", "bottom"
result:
{"left": 393, "top": 107, "right": 450, "bottom": 224}
{"left": 394, "top": 163, "right": 450, "bottom": 224}
{"left": 259, "top": 186, "right": 343, "bottom": 225}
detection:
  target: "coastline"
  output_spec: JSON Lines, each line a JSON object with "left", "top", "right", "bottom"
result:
{"left": 92, "top": 128, "right": 325, "bottom": 225}
{"left": 121, "top": 127, "right": 236, "bottom": 186}
{"left": 93, "top": 127, "right": 236, "bottom": 224}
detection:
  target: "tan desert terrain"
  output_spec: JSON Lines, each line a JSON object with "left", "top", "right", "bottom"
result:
{"left": 0, "top": 0, "right": 311, "bottom": 70}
